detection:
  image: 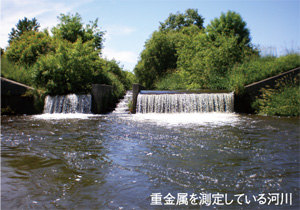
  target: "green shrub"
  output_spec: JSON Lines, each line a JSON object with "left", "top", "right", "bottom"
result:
{"left": 34, "top": 38, "right": 110, "bottom": 95}
{"left": 1, "top": 56, "right": 35, "bottom": 86}
{"left": 155, "top": 71, "right": 187, "bottom": 90}
{"left": 253, "top": 77, "right": 300, "bottom": 116}
{"left": 229, "top": 54, "right": 300, "bottom": 92}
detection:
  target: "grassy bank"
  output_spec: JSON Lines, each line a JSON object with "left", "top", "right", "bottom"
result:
{"left": 253, "top": 78, "right": 300, "bottom": 116}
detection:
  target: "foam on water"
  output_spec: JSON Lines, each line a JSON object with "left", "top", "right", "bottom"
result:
{"left": 33, "top": 113, "right": 97, "bottom": 120}
{"left": 130, "top": 113, "right": 239, "bottom": 126}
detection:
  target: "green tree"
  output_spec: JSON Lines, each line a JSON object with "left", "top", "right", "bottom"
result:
{"left": 159, "top": 9, "right": 204, "bottom": 32}
{"left": 8, "top": 17, "right": 40, "bottom": 43}
{"left": 34, "top": 38, "right": 109, "bottom": 95}
{"left": 134, "top": 31, "right": 178, "bottom": 89}
{"left": 206, "top": 11, "right": 251, "bottom": 45}
{"left": 52, "top": 13, "right": 105, "bottom": 51}
{"left": 6, "top": 30, "right": 53, "bottom": 66}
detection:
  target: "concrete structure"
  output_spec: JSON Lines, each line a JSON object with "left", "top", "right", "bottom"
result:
{"left": 132, "top": 84, "right": 144, "bottom": 114}
{"left": 1, "top": 77, "right": 39, "bottom": 115}
{"left": 234, "top": 67, "right": 300, "bottom": 113}
{"left": 91, "top": 84, "right": 113, "bottom": 114}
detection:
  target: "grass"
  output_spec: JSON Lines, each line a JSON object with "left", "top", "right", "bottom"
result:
{"left": 229, "top": 54, "right": 300, "bottom": 93}
{"left": 1, "top": 56, "right": 35, "bottom": 87}
{"left": 252, "top": 77, "right": 300, "bottom": 116}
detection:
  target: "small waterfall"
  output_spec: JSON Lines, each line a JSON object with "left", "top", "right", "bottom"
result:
{"left": 112, "top": 91, "right": 133, "bottom": 114}
{"left": 136, "top": 93, "right": 234, "bottom": 113}
{"left": 43, "top": 94, "right": 92, "bottom": 114}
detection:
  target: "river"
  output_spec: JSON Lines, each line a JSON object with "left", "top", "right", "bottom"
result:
{"left": 1, "top": 111, "right": 299, "bottom": 209}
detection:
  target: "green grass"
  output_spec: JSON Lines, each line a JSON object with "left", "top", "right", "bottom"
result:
{"left": 229, "top": 54, "right": 300, "bottom": 93}
{"left": 252, "top": 78, "right": 300, "bottom": 116}
{"left": 1, "top": 56, "right": 35, "bottom": 86}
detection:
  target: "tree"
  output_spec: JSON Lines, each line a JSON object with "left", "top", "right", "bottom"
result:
{"left": 6, "top": 30, "right": 53, "bottom": 66}
{"left": 206, "top": 11, "right": 251, "bottom": 45}
{"left": 8, "top": 17, "right": 40, "bottom": 43}
{"left": 159, "top": 9, "right": 204, "bottom": 32}
{"left": 34, "top": 38, "right": 109, "bottom": 95}
{"left": 134, "top": 31, "right": 178, "bottom": 89}
{"left": 52, "top": 13, "right": 105, "bottom": 51}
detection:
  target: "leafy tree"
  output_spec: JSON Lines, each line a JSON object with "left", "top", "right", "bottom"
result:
{"left": 52, "top": 13, "right": 105, "bottom": 51}
{"left": 206, "top": 11, "right": 251, "bottom": 45}
{"left": 159, "top": 9, "right": 204, "bottom": 32}
{"left": 6, "top": 30, "right": 53, "bottom": 66}
{"left": 134, "top": 31, "right": 178, "bottom": 89}
{"left": 103, "top": 59, "right": 133, "bottom": 90}
{"left": 34, "top": 38, "right": 109, "bottom": 95}
{"left": 8, "top": 17, "right": 40, "bottom": 43}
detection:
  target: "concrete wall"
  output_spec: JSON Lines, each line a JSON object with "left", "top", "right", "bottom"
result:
{"left": 1, "top": 77, "right": 39, "bottom": 115}
{"left": 131, "top": 84, "right": 144, "bottom": 114}
{"left": 91, "top": 84, "right": 113, "bottom": 114}
{"left": 234, "top": 67, "right": 300, "bottom": 113}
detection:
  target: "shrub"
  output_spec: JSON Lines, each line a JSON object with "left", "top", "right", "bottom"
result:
{"left": 253, "top": 77, "right": 300, "bottom": 116}
{"left": 34, "top": 38, "right": 110, "bottom": 95}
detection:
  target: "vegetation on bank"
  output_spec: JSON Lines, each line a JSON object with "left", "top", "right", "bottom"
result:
{"left": 1, "top": 14, "right": 135, "bottom": 103}
{"left": 134, "top": 9, "right": 300, "bottom": 116}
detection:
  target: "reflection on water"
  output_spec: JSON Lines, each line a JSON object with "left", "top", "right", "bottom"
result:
{"left": 1, "top": 113, "right": 299, "bottom": 209}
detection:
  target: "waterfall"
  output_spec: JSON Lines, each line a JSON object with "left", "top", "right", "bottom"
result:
{"left": 136, "top": 93, "right": 234, "bottom": 113}
{"left": 43, "top": 94, "right": 92, "bottom": 114}
{"left": 112, "top": 91, "right": 133, "bottom": 114}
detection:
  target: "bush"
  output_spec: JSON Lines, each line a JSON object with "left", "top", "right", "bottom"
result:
{"left": 253, "top": 77, "right": 300, "bottom": 116}
{"left": 155, "top": 70, "right": 187, "bottom": 90}
{"left": 229, "top": 54, "right": 300, "bottom": 93}
{"left": 34, "top": 38, "right": 110, "bottom": 95}
{"left": 1, "top": 56, "right": 35, "bottom": 86}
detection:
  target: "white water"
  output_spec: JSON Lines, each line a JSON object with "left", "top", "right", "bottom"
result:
{"left": 43, "top": 94, "right": 92, "bottom": 114}
{"left": 112, "top": 91, "right": 133, "bottom": 114}
{"left": 136, "top": 92, "right": 234, "bottom": 113}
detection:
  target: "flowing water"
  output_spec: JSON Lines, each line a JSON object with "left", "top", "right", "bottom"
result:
{"left": 1, "top": 92, "right": 299, "bottom": 209}
{"left": 136, "top": 92, "right": 234, "bottom": 113}
{"left": 43, "top": 94, "right": 92, "bottom": 114}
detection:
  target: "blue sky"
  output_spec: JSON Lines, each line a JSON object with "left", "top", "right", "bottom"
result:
{"left": 1, "top": 0, "right": 299, "bottom": 71}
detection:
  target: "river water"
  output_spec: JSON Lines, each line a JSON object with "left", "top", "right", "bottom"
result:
{"left": 1, "top": 111, "right": 299, "bottom": 209}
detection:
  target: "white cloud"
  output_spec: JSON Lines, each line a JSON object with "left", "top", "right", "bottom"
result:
{"left": 102, "top": 48, "right": 137, "bottom": 71}
{"left": 0, "top": 0, "right": 89, "bottom": 48}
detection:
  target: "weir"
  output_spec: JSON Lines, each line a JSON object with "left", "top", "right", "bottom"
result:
{"left": 43, "top": 94, "right": 92, "bottom": 114}
{"left": 136, "top": 92, "right": 234, "bottom": 113}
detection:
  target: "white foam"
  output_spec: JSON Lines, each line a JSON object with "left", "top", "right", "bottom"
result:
{"left": 33, "top": 113, "right": 97, "bottom": 120}
{"left": 130, "top": 113, "right": 240, "bottom": 126}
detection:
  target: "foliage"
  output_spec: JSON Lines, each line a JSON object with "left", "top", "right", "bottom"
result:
{"left": 206, "top": 10, "right": 251, "bottom": 45}
{"left": 159, "top": 9, "right": 204, "bottom": 32}
{"left": 34, "top": 38, "right": 110, "bottom": 95}
{"left": 229, "top": 54, "right": 300, "bottom": 93}
{"left": 8, "top": 17, "right": 40, "bottom": 43}
{"left": 5, "top": 30, "right": 53, "bottom": 66}
{"left": 1, "top": 56, "right": 35, "bottom": 86}
{"left": 253, "top": 77, "right": 300, "bottom": 116}
{"left": 52, "top": 13, "right": 105, "bottom": 51}
{"left": 103, "top": 59, "right": 134, "bottom": 90}
{"left": 134, "top": 31, "right": 178, "bottom": 89}
{"left": 155, "top": 70, "right": 187, "bottom": 90}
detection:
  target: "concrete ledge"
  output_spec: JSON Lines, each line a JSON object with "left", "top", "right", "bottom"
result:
{"left": 235, "top": 67, "right": 300, "bottom": 113}
{"left": 1, "top": 77, "right": 38, "bottom": 115}
{"left": 1, "top": 77, "right": 34, "bottom": 95}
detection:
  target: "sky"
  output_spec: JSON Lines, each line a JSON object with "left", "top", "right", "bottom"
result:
{"left": 1, "top": 0, "right": 299, "bottom": 71}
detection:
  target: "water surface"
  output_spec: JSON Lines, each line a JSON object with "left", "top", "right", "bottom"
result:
{"left": 1, "top": 113, "right": 299, "bottom": 209}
